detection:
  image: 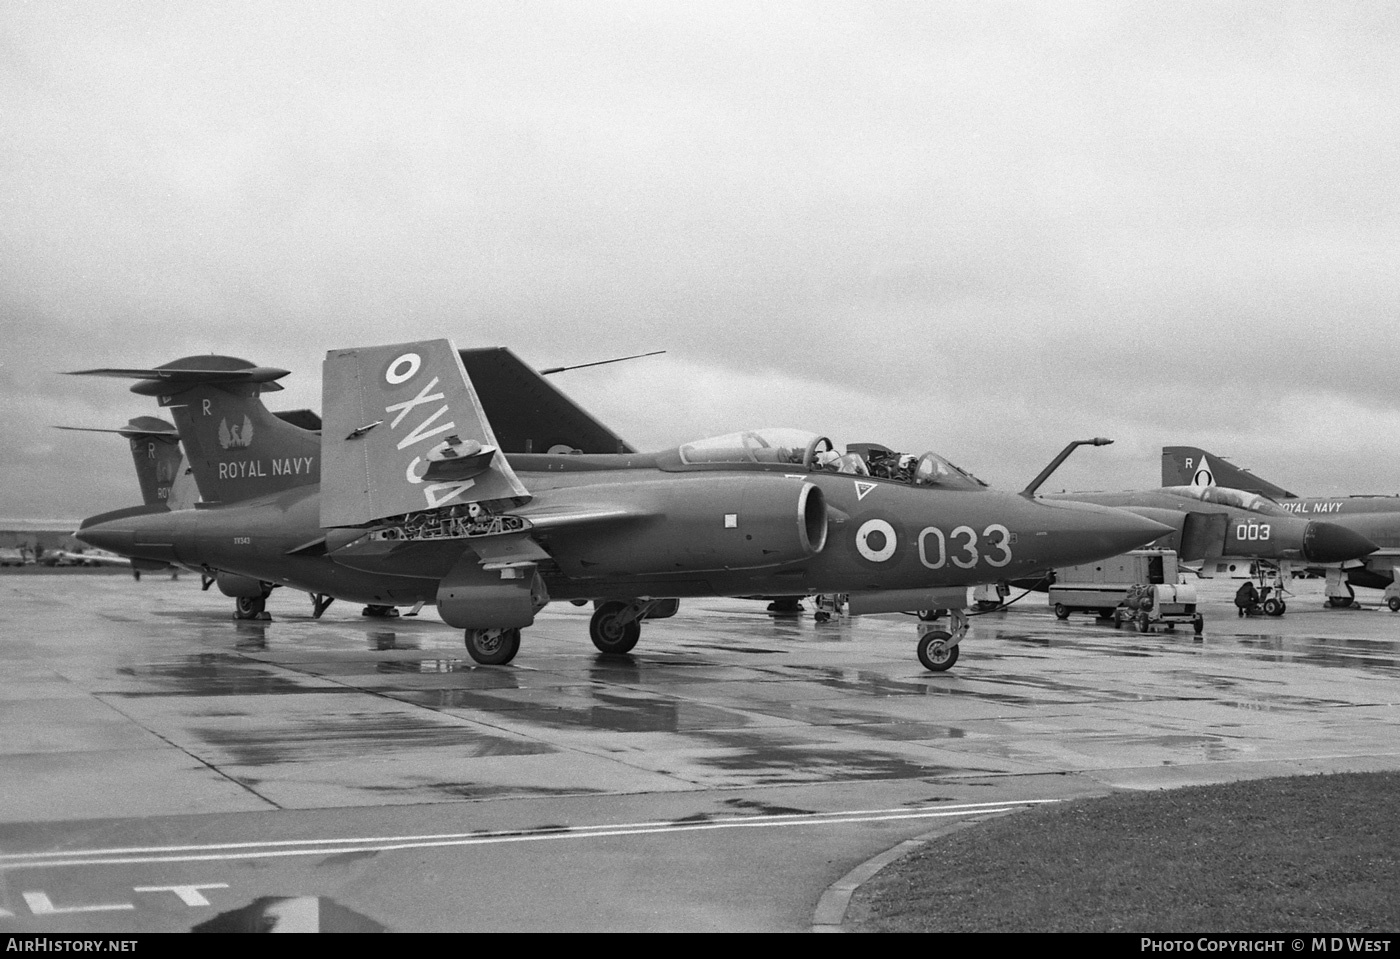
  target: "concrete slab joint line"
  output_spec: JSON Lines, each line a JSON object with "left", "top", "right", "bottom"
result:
{"left": 811, "top": 814, "right": 1010, "bottom": 932}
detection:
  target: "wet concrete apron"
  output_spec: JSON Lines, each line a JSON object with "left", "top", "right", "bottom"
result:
{"left": 2, "top": 573, "right": 1397, "bottom": 931}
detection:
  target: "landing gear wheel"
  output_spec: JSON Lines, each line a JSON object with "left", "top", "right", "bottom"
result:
{"left": 234, "top": 595, "right": 266, "bottom": 620}
{"left": 917, "top": 631, "right": 959, "bottom": 672}
{"left": 1263, "top": 597, "right": 1284, "bottom": 616}
{"left": 976, "top": 600, "right": 1002, "bottom": 612}
{"left": 1136, "top": 612, "right": 1151, "bottom": 633}
{"left": 814, "top": 611, "right": 831, "bottom": 623}
{"left": 918, "top": 609, "right": 945, "bottom": 622}
{"left": 362, "top": 604, "right": 399, "bottom": 618}
{"left": 1098, "top": 608, "right": 1116, "bottom": 620}
{"left": 465, "top": 628, "right": 521, "bottom": 665}
{"left": 1328, "top": 596, "right": 1354, "bottom": 609}
{"left": 1389, "top": 596, "right": 1400, "bottom": 613}
{"left": 1054, "top": 604, "right": 1070, "bottom": 620}
{"left": 590, "top": 601, "right": 641, "bottom": 654}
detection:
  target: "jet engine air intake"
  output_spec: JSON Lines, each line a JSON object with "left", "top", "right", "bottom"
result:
{"left": 798, "top": 482, "right": 828, "bottom": 556}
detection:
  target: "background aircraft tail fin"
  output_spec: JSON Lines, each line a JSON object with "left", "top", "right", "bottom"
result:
{"left": 56, "top": 416, "right": 186, "bottom": 508}
{"left": 1162, "top": 446, "right": 1297, "bottom": 499}
{"left": 68, "top": 356, "right": 320, "bottom": 505}
{"left": 320, "top": 339, "right": 532, "bottom": 528}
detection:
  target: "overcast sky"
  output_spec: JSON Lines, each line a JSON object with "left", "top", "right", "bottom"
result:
{"left": 3, "top": 1, "right": 1398, "bottom": 519}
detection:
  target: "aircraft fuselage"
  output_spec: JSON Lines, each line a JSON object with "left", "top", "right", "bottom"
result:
{"left": 80, "top": 459, "right": 1165, "bottom": 607}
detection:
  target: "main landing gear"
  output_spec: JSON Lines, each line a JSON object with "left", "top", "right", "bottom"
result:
{"left": 233, "top": 585, "right": 274, "bottom": 621}
{"left": 1327, "top": 583, "right": 1357, "bottom": 609}
{"left": 233, "top": 595, "right": 269, "bottom": 620}
{"left": 589, "top": 600, "right": 649, "bottom": 654}
{"left": 362, "top": 604, "right": 399, "bottom": 618}
{"left": 464, "top": 628, "right": 522, "bottom": 666}
{"left": 916, "top": 608, "right": 969, "bottom": 672}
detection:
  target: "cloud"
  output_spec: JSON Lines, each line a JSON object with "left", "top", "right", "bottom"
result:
{"left": 3, "top": 2, "right": 1399, "bottom": 517}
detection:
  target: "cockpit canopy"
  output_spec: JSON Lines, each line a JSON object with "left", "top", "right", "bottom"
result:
{"left": 1162, "top": 485, "right": 1289, "bottom": 516}
{"left": 674, "top": 429, "right": 987, "bottom": 490}
{"left": 678, "top": 428, "right": 818, "bottom": 466}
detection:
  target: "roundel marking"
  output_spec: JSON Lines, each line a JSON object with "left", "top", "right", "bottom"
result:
{"left": 1194, "top": 467, "right": 1214, "bottom": 487}
{"left": 855, "top": 518, "right": 898, "bottom": 562}
{"left": 385, "top": 353, "right": 422, "bottom": 385}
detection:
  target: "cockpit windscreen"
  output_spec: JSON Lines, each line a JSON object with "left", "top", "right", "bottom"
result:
{"left": 1163, "top": 485, "right": 1289, "bottom": 516}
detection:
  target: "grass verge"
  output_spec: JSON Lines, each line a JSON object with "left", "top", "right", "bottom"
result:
{"left": 844, "top": 772, "right": 1400, "bottom": 932}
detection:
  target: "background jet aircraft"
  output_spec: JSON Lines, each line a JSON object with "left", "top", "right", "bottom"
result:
{"left": 67, "top": 348, "right": 637, "bottom": 619}
{"left": 57, "top": 416, "right": 194, "bottom": 510}
{"left": 1164, "top": 445, "right": 1400, "bottom": 607}
{"left": 75, "top": 338, "right": 1168, "bottom": 671}
{"left": 1043, "top": 478, "right": 1378, "bottom": 615}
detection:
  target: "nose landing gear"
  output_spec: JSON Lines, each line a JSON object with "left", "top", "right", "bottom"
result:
{"left": 916, "top": 608, "right": 969, "bottom": 672}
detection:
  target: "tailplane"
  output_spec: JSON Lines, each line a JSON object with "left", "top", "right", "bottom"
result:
{"left": 1162, "top": 446, "right": 1297, "bottom": 499}
{"left": 321, "top": 339, "right": 531, "bottom": 528}
{"left": 68, "top": 356, "right": 320, "bottom": 504}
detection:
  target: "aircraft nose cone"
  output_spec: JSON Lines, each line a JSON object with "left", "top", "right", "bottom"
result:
{"left": 1036, "top": 500, "right": 1174, "bottom": 566}
{"left": 1103, "top": 510, "right": 1176, "bottom": 554}
{"left": 1304, "top": 521, "right": 1378, "bottom": 564}
{"left": 75, "top": 520, "right": 133, "bottom": 556}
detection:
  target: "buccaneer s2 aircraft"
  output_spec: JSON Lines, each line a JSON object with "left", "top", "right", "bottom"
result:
{"left": 1163, "top": 445, "right": 1400, "bottom": 608}
{"left": 74, "top": 339, "right": 1169, "bottom": 671}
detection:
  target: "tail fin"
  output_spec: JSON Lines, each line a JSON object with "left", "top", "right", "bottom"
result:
{"left": 56, "top": 416, "right": 186, "bottom": 507}
{"left": 459, "top": 347, "right": 636, "bottom": 454}
{"left": 320, "top": 339, "right": 531, "bottom": 528}
{"left": 68, "top": 356, "right": 320, "bottom": 504}
{"left": 1162, "top": 446, "right": 1297, "bottom": 499}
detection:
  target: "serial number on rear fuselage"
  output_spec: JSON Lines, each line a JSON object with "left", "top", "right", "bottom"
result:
{"left": 216, "top": 457, "right": 316, "bottom": 480}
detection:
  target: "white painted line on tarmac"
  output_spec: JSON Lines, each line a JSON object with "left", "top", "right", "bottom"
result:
{"left": 0, "top": 799, "right": 1060, "bottom": 869}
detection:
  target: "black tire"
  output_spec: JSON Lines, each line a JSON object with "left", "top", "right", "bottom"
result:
{"left": 1193, "top": 614, "right": 1204, "bottom": 636}
{"left": 1328, "top": 596, "right": 1353, "bottom": 609}
{"left": 234, "top": 596, "right": 266, "bottom": 620}
{"left": 918, "top": 609, "right": 944, "bottom": 622}
{"left": 1136, "top": 612, "right": 1150, "bottom": 633}
{"left": 1053, "top": 604, "right": 1070, "bottom": 620}
{"left": 1389, "top": 596, "right": 1400, "bottom": 613}
{"left": 916, "top": 631, "right": 959, "bottom": 672}
{"left": 465, "top": 628, "right": 521, "bottom": 665}
{"left": 976, "top": 600, "right": 1002, "bottom": 613}
{"left": 814, "top": 611, "right": 831, "bottom": 623}
{"left": 590, "top": 601, "right": 641, "bottom": 654}
{"left": 1098, "top": 608, "right": 1116, "bottom": 620}
{"left": 1263, "top": 597, "right": 1284, "bottom": 616}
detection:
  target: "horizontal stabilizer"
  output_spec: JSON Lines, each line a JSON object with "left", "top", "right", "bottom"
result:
{"left": 321, "top": 339, "right": 531, "bottom": 527}
{"left": 55, "top": 416, "right": 181, "bottom": 439}
{"left": 68, "top": 355, "right": 288, "bottom": 396}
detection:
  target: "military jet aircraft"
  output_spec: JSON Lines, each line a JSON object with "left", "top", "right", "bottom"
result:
{"left": 64, "top": 347, "right": 640, "bottom": 620}
{"left": 1164, "top": 445, "right": 1400, "bottom": 608}
{"left": 1042, "top": 476, "right": 1379, "bottom": 615}
{"left": 74, "top": 339, "right": 1169, "bottom": 670}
